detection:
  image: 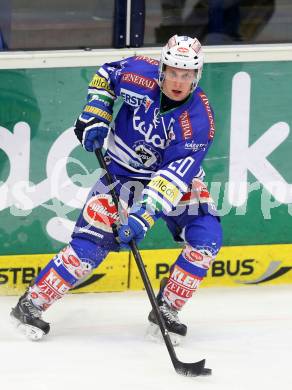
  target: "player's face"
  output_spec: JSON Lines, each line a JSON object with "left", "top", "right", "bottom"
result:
{"left": 162, "top": 66, "right": 196, "bottom": 101}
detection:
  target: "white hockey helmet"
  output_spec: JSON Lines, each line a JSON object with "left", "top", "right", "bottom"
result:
{"left": 159, "top": 35, "right": 204, "bottom": 91}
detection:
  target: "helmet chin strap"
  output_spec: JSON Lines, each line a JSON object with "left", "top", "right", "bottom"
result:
{"left": 158, "top": 71, "right": 165, "bottom": 88}
{"left": 191, "top": 80, "right": 199, "bottom": 93}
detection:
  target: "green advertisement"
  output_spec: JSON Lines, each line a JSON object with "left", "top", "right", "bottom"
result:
{"left": 1, "top": 61, "right": 292, "bottom": 256}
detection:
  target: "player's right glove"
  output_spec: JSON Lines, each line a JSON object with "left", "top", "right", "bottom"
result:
{"left": 114, "top": 207, "right": 158, "bottom": 248}
{"left": 74, "top": 113, "right": 109, "bottom": 152}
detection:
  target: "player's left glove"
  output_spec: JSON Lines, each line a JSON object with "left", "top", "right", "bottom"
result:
{"left": 115, "top": 207, "right": 158, "bottom": 247}
{"left": 74, "top": 113, "right": 109, "bottom": 152}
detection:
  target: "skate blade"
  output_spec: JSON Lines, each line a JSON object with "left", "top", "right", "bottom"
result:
{"left": 146, "top": 322, "right": 183, "bottom": 346}
{"left": 10, "top": 314, "right": 45, "bottom": 341}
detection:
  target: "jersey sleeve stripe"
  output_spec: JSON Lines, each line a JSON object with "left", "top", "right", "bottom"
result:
{"left": 142, "top": 188, "right": 173, "bottom": 213}
{"left": 88, "top": 88, "right": 115, "bottom": 99}
{"left": 97, "top": 67, "right": 110, "bottom": 80}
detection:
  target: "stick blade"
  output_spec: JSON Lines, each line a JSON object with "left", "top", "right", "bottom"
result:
{"left": 174, "top": 358, "right": 211, "bottom": 377}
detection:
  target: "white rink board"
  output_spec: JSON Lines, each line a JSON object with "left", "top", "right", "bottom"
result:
{"left": 2, "top": 43, "right": 292, "bottom": 69}
{"left": 1, "top": 285, "right": 292, "bottom": 390}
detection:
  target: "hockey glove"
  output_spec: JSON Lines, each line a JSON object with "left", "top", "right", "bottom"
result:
{"left": 115, "top": 208, "right": 158, "bottom": 248}
{"left": 74, "top": 113, "right": 109, "bottom": 152}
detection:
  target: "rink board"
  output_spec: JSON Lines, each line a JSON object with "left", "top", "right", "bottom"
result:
{"left": 0, "top": 243, "right": 291, "bottom": 295}
{"left": 0, "top": 251, "right": 129, "bottom": 295}
{"left": 129, "top": 244, "right": 292, "bottom": 290}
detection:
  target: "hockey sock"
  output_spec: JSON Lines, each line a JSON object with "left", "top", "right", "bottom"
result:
{"left": 161, "top": 244, "right": 216, "bottom": 311}
{"left": 28, "top": 238, "right": 109, "bottom": 311}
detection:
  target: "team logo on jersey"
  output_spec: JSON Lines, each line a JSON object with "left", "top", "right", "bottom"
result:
{"left": 133, "top": 140, "right": 161, "bottom": 169}
{"left": 143, "top": 96, "right": 153, "bottom": 112}
{"left": 184, "top": 140, "right": 207, "bottom": 152}
{"left": 133, "top": 107, "right": 167, "bottom": 149}
{"left": 179, "top": 110, "right": 193, "bottom": 140}
{"left": 120, "top": 88, "right": 153, "bottom": 113}
{"left": 89, "top": 75, "right": 112, "bottom": 93}
{"left": 199, "top": 92, "right": 215, "bottom": 139}
{"left": 148, "top": 176, "right": 180, "bottom": 204}
{"left": 134, "top": 56, "right": 159, "bottom": 66}
{"left": 168, "top": 128, "right": 175, "bottom": 141}
{"left": 135, "top": 145, "right": 152, "bottom": 164}
{"left": 83, "top": 194, "right": 119, "bottom": 232}
{"left": 122, "top": 72, "right": 156, "bottom": 90}
{"left": 165, "top": 126, "right": 176, "bottom": 147}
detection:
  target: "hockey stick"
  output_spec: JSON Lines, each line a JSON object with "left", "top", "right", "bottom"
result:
{"left": 94, "top": 147, "right": 211, "bottom": 377}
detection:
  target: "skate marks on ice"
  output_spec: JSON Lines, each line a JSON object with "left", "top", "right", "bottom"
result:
{"left": 0, "top": 286, "right": 292, "bottom": 390}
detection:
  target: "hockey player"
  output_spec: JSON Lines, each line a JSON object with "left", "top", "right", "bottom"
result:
{"left": 11, "top": 35, "right": 222, "bottom": 344}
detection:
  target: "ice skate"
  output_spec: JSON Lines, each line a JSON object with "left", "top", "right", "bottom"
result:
{"left": 10, "top": 292, "right": 50, "bottom": 341}
{"left": 147, "top": 278, "right": 187, "bottom": 346}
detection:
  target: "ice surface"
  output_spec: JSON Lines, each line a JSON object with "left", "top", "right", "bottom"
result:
{"left": 1, "top": 285, "right": 292, "bottom": 390}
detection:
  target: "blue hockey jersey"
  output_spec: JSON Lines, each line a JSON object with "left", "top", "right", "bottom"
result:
{"left": 83, "top": 55, "right": 216, "bottom": 214}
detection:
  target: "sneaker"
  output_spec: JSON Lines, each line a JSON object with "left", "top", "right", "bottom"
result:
{"left": 10, "top": 292, "right": 50, "bottom": 341}
{"left": 147, "top": 278, "right": 187, "bottom": 346}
